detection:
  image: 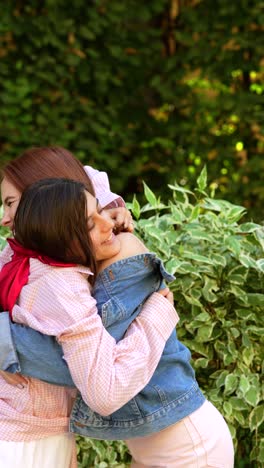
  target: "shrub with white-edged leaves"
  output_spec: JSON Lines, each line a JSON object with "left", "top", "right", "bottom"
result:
{"left": 129, "top": 167, "right": 264, "bottom": 467}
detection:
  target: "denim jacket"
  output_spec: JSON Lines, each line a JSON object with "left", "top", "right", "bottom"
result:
{"left": 0, "top": 253, "right": 205, "bottom": 439}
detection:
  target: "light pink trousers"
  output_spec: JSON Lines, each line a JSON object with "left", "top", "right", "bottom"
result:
{"left": 126, "top": 401, "right": 234, "bottom": 468}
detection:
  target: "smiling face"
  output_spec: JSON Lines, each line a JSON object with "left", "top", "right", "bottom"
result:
{"left": 85, "top": 191, "right": 121, "bottom": 262}
{"left": 0, "top": 177, "right": 121, "bottom": 264}
{"left": 0, "top": 177, "right": 22, "bottom": 230}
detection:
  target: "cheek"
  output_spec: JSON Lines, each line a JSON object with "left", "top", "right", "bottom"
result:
{"left": 10, "top": 208, "right": 15, "bottom": 220}
{"left": 89, "top": 230, "right": 100, "bottom": 251}
{"left": 11, "top": 203, "right": 19, "bottom": 221}
{"left": 100, "top": 210, "right": 112, "bottom": 223}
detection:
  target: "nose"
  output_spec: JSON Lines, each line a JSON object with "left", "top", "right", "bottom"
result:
{"left": 0, "top": 210, "right": 12, "bottom": 228}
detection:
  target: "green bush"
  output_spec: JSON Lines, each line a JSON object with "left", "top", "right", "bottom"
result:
{"left": 129, "top": 167, "right": 264, "bottom": 467}
{"left": 0, "top": 169, "right": 263, "bottom": 466}
{"left": 76, "top": 437, "right": 130, "bottom": 468}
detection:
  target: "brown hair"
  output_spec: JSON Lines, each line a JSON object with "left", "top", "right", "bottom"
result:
{"left": 1, "top": 146, "right": 95, "bottom": 195}
{"left": 14, "top": 178, "right": 97, "bottom": 279}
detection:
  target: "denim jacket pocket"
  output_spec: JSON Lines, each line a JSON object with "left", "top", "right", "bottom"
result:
{"left": 101, "top": 296, "right": 126, "bottom": 328}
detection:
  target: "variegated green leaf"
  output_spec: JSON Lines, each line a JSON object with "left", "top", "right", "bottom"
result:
{"left": 183, "top": 293, "right": 203, "bottom": 308}
{"left": 242, "top": 347, "right": 254, "bottom": 366}
{"left": 224, "top": 205, "right": 247, "bottom": 223}
{"left": 202, "top": 276, "right": 219, "bottom": 302}
{"left": 254, "top": 228, "right": 264, "bottom": 251}
{"left": 238, "top": 222, "right": 261, "bottom": 233}
{"left": 197, "top": 165, "right": 207, "bottom": 191}
{"left": 224, "top": 374, "right": 238, "bottom": 395}
{"left": 183, "top": 251, "right": 213, "bottom": 264}
{"left": 246, "top": 293, "right": 264, "bottom": 306}
{"left": 233, "top": 410, "right": 246, "bottom": 426}
{"left": 143, "top": 182, "right": 157, "bottom": 207}
{"left": 195, "top": 357, "right": 209, "bottom": 368}
{"left": 168, "top": 183, "right": 193, "bottom": 196}
{"left": 256, "top": 258, "right": 264, "bottom": 272}
{"left": 239, "top": 254, "right": 258, "bottom": 269}
{"left": 244, "top": 388, "right": 260, "bottom": 407}
{"left": 223, "top": 401, "right": 233, "bottom": 417}
{"left": 229, "top": 285, "right": 248, "bottom": 304}
{"left": 195, "top": 311, "right": 211, "bottom": 322}
{"left": 229, "top": 397, "right": 248, "bottom": 411}
{"left": 239, "top": 375, "right": 251, "bottom": 395}
{"left": 196, "top": 323, "right": 215, "bottom": 342}
{"left": 131, "top": 195, "right": 141, "bottom": 220}
{"left": 169, "top": 204, "right": 186, "bottom": 223}
{"left": 189, "top": 204, "right": 200, "bottom": 221}
{"left": 185, "top": 227, "right": 213, "bottom": 242}
{"left": 249, "top": 404, "right": 264, "bottom": 431}
{"left": 224, "top": 235, "right": 241, "bottom": 256}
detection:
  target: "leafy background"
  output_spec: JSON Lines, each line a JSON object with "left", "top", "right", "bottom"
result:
{"left": 0, "top": 0, "right": 263, "bottom": 221}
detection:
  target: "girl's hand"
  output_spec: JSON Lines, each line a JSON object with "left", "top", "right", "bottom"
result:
{"left": 105, "top": 207, "right": 134, "bottom": 233}
{"left": 0, "top": 370, "right": 27, "bottom": 389}
{"left": 157, "top": 287, "right": 174, "bottom": 305}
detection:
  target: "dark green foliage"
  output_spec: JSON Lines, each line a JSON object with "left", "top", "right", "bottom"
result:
{"left": 0, "top": 1, "right": 263, "bottom": 219}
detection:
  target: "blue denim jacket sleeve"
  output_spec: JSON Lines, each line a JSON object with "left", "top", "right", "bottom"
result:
{"left": 0, "top": 312, "right": 75, "bottom": 388}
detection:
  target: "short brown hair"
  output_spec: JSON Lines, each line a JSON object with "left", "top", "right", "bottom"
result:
{"left": 14, "top": 178, "right": 97, "bottom": 279}
{"left": 1, "top": 146, "right": 95, "bottom": 195}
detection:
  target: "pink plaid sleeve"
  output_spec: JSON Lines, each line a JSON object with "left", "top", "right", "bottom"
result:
{"left": 13, "top": 267, "right": 178, "bottom": 417}
{"left": 84, "top": 166, "right": 125, "bottom": 208}
{"left": 0, "top": 244, "right": 13, "bottom": 270}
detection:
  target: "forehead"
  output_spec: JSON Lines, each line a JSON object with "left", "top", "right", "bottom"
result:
{"left": 85, "top": 191, "right": 97, "bottom": 216}
{"left": 1, "top": 177, "right": 21, "bottom": 202}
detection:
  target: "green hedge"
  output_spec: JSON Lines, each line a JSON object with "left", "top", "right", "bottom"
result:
{"left": 0, "top": 0, "right": 263, "bottom": 220}
{"left": 0, "top": 170, "right": 263, "bottom": 466}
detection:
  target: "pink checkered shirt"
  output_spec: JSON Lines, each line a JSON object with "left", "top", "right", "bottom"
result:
{"left": 0, "top": 168, "right": 178, "bottom": 442}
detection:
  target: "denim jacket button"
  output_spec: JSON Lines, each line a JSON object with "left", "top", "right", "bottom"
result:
{"left": 74, "top": 422, "right": 86, "bottom": 428}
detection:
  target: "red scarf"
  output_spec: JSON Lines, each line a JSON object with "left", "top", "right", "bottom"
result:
{"left": 0, "top": 238, "right": 76, "bottom": 319}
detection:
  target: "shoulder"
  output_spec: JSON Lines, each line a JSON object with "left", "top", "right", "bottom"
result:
{"left": 29, "top": 260, "right": 93, "bottom": 293}
{"left": 98, "top": 233, "right": 148, "bottom": 271}
{"left": 117, "top": 232, "right": 149, "bottom": 256}
{"left": 28, "top": 263, "right": 96, "bottom": 315}
{"left": 46, "top": 264, "right": 92, "bottom": 285}
{"left": 14, "top": 263, "right": 96, "bottom": 334}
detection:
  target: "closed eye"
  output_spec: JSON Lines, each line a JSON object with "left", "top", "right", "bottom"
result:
{"left": 96, "top": 199, "right": 104, "bottom": 215}
{"left": 87, "top": 220, "right": 95, "bottom": 231}
{"left": 5, "top": 199, "right": 16, "bottom": 208}
{"left": 87, "top": 197, "right": 101, "bottom": 231}
{"left": 4, "top": 196, "right": 17, "bottom": 208}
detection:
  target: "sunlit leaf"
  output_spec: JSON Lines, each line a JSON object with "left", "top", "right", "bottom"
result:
{"left": 131, "top": 195, "right": 141, "bottom": 220}
{"left": 143, "top": 182, "right": 157, "bottom": 207}
{"left": 197, "top": 165, "right": 207, "bottom": 191}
